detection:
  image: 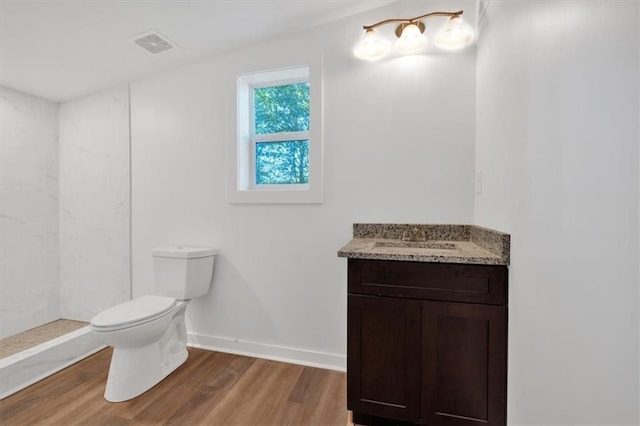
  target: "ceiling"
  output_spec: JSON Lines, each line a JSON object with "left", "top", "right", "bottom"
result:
{"left": 0, "top": 0, "right": 395, "bottom": 102}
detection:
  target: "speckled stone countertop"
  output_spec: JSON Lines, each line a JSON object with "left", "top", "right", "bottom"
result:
{"left": 338, "top": 224, "right": 510, "bottom": 265}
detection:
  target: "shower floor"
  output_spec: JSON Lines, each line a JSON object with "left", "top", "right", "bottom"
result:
{"left": 0, "top": 319, "right": 88, "bottom": 359}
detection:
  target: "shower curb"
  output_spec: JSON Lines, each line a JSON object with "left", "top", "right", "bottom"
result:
{"left": 0, "top": 326, "right": 104, "bottom": 399}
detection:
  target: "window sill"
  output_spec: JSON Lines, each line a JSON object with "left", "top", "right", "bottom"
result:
{"left": 228, "top": 187, "right": 322, "bottom": 204}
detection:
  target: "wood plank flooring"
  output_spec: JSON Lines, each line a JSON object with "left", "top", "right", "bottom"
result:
{"left": 0, "top": 347, "right": 350, "bottom": 426}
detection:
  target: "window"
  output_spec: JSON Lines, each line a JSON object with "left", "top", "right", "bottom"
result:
{"left": 252, "top": 81, "right": 309, "bottom": 186}
{"left": 230, "top": 65, "right": 322, "bottom": 204}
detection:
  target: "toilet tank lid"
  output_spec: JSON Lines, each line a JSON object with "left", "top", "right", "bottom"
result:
{"left": 153, "top": 245, "right": 217, "bottom": 259}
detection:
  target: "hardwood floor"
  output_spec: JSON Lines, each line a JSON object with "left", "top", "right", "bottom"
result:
{"left": 0, "top": 348, "right": 350, "bottom": 425}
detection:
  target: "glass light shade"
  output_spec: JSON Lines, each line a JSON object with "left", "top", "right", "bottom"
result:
{"left": 394, "top": 23, "right": 427, "bottom": 54}
{"left": 434, "top": 16, "right": 474, "bottom": 50}
{"left": 353, "top": 29, "right": 390, "bottom": 60}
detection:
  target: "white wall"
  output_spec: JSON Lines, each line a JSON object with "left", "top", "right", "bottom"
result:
{"left": 131, "top": 0, "right": 476, "bottom": 368}
{"left": 0, "top": 86, "right": 59, "bottom": 338}
{"left": 475, "top": 1, "right": 639, "bottom": 424}
{"left": 58, "top": 85, "right": 131, "bottom": 321}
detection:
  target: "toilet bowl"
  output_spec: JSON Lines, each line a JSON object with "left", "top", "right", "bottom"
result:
{"left": 90, "top": 246, "right": 215, "bottom": 402}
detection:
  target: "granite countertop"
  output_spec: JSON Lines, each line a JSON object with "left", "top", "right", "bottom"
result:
{"left": 338, "top": 224, "right": 510, "bottom": 265}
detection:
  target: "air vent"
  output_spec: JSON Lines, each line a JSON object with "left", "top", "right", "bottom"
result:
{"left": 131, "top": 30, "right": 175, "bottom": 54}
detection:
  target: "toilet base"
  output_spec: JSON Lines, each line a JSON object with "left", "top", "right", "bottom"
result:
{"left": 101, "top": 302, "right": 190, "bottom": 402}
{"left": 104, "top": 342, "right": 188, "bottom": 402}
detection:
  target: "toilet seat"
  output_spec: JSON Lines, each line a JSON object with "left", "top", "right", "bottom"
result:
{"left": 91, "top": 295, "right": 177, "bottom": 331}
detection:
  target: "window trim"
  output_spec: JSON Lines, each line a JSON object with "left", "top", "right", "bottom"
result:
{"left": 229, "top": 63, "right": 323, "bottom": 204}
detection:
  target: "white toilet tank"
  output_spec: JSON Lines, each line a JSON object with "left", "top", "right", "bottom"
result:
{"left": 152, "top": 245, "right": 216, "bottom": 300}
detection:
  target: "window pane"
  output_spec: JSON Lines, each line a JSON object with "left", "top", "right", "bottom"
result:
{"left": 256, "top": 140, "right": 309, "bottom": 185}
{"left": 254, "top": 83, "right": 309, "bottom": 134}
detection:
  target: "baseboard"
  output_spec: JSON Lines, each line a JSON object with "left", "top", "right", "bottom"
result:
{"left": 187, "top": 332, "right": 346, "bottom": 372}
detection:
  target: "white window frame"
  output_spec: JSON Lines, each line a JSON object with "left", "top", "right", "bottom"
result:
{"left": 249, "top": 76, "right": 309, "bottom": 190}
{"left": 228, "top": 64, "right": 323, "bottom": 204}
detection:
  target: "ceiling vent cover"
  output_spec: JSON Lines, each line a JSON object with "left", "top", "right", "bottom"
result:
{"left": 132, "top": 31, "right": 175, "bottom": 54}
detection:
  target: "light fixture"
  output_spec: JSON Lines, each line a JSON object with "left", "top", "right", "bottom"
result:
{"left": 394, "top": 22, "right": 427, "bottom": 54}
{"left": 433, "top": 16, "right": 475, "bottom": 50}
{"left": 353, "top": 29, "right": 391, "bottom": 60}
{"left": 354, "top": 10, "right": 474, "bottom": 60}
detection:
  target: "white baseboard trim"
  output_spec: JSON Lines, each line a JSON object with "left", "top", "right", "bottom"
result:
{"left": 187, "top": 332, "right": 346, "bottom": 372}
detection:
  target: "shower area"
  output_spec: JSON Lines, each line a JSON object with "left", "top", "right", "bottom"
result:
{"left": 0, "top": 85, "right": 131, "bottom": 395}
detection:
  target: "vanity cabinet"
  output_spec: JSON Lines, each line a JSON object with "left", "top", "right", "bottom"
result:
{"left": 347, "top": 259, "right": 508, "bottom": 426}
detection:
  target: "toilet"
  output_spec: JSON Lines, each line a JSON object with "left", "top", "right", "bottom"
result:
{"left": 90, "top": 245, "right": 216, "bottom": 402}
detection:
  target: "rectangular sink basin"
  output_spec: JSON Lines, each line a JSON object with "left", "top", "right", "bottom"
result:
{"left": 374, "top": 241, "right": 457, "bottom": 250}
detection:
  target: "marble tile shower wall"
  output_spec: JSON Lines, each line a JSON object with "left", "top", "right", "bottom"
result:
{"left": 0, "top": 86, "right": 60, "bottom": 339}
{"left": 59, "top": 85, "right": 131, "bottom": 322}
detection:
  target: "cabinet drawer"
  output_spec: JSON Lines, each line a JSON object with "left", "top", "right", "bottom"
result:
{"left": 348, "top": 259, "right": 507, "bottom": 305}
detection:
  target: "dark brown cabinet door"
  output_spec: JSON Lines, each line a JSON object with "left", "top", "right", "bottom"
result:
{"left": 422, "top": 301, "right": 507, "bottom": 425}
{"left": 347, "top": 295, "right": 422, "bottom": 422}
